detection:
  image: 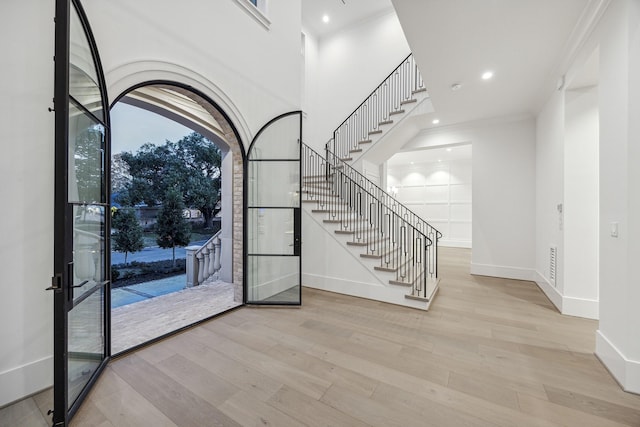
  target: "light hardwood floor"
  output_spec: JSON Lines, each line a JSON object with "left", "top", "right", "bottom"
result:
{"left": 4, "top": 248, "right": 640, "bottom": 426}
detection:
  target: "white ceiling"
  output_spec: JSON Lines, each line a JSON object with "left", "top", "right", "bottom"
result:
{"left": 301, "top": 0, "right": 394, "bottom": 39}
{"left": 386, "top": 0, "right": 593, "bottom": 130}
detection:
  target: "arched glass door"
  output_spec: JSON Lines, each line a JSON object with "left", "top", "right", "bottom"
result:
{"left": 246, "top": 112, "right": 302, "bottom": 305}
{"left": 52, "top": 0, "right": 111, "bottom": 424}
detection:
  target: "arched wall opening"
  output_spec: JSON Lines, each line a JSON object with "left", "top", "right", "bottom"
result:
{"left": 111, "top": 82, "right": 245, "bottom": 303}
{"left": 107, "top": 78, "right": 247, "bottom": 354}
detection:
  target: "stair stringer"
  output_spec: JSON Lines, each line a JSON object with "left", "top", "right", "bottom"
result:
{"left": 351, "top": 100, "right": 434, "bottom": 174}
{"left": 302, "top": 206, "right": 429, "bottom": 310}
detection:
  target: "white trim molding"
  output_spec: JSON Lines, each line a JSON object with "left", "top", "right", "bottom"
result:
{"left": 534, "top": 271, "right": 563, "bottom": 311}
{"left": 233, "top": 0, "right": 271, "bottom": 30}
{"left": 302, "top": 274, "right": 427, "bottom": 311}
{"left": 596, "top": 330, "right": 640, "bottom": 394}
{"left": 0, "top": 356, "right": 52, "bottom": 407}
{"left": 470, "top": 263, "right": 535, "bottom": 281}
{"left": 534, "top": 271, "right": 599, "bottom": 319}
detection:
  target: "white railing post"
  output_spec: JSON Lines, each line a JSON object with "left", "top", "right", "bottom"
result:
{"left": 202, "top": 247, "right": 210, "bottom": 282}
{"left": 196, "top": 251, "right": 205, "bottom": 285}
{"left": 213, "top": 237, "right": 221, "bottom": 272}
{"left": 207, "top": 240, "right": 216, "bottom": 276}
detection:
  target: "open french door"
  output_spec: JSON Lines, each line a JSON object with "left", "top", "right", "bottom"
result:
{"left": 246, "top": 111, "right": 302, "bottom": 305}
{"left": 51, "top": 0, "right": 111, "bottom": 425}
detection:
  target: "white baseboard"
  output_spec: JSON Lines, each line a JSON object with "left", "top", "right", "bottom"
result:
{"left": 534, "top": 271, "right": 563, "bottom": 311}
{"left": 470, "top": 263, "right": 535, "bottom": 281}
{"left": 562, "top": 295, "right": 598, "bottom": 319}
{"left": 534, "top": 271, "right": 599, "bottom": 320}
{"left": 302, "top": 274, "right": 427, "bottom": 310}
{"left": 596, "top": 330, "right": 640, "bottom": 394}
{"left": 0, "top": 356, "right": 52, "bottom": 407}
{"left": 439, "top": 240, "right": 472, "bottom": 249}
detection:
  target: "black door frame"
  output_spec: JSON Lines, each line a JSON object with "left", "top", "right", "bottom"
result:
{"left": 244, "top": 111, "right": 303, "bottom": 306}
{"left": 52, "top": 0, "right": 111, "bottom": 424}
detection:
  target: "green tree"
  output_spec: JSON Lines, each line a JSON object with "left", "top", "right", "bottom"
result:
{"left": 117, "top": 133, "right": 222, "bottom": 228}
{"left": 112, "top": 207, "right": 144, "bottom": 265}
{"left": 156, "top": 188, "right": 192, "bottom": 267}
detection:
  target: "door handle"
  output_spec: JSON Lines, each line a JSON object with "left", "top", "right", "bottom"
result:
{"left": 46, "top": 274, "right": 62, "bottom": 291}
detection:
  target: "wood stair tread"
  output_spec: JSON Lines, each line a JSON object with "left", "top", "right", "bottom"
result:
{"left": 379, "top": 120, "right": 393, "bottom": 126}
{"left": 358, "top": 139, "right": 372, "bottom": 145}
{"left": 389, "top": 109, "right": 405, "bottom": 116}
{"left": 400, "top": 99, "right": 417, "bottom": 105}
{"left": 368, "top": 130, "right": 383, "bottom": 135}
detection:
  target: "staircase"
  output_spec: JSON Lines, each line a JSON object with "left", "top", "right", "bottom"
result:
{"left": 330, "top": 54, "right": 430, "bottom": 167}
{"left": 302, "top": 54, "right": 441, "bottom": 310}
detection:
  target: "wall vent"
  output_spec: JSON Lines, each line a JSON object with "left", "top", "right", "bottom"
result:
{"left": 549, "top": 246, "right": 557, "bottom": 286}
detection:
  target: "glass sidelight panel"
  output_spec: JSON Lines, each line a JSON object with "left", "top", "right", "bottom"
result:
{"left": 248, "top": 161, "right": 300, "bottom": 207}
{"left": 69, "top": 102, "right": 105, "bottom": 204}
{"left": 247, "top": 256, "right": 300, "bottom": 303}
{"left": 248, "top": 208, "right": 295, "bottom": 255}
{"left": 69, "top": 5, "right": 103, "bottom": 120}
{"left": 246, "top": 112, "right": 302, "bottom": 305}
{"left": 71, "top": 204, "right": 106, "bottom": 305}
{"left": 67, "top": 285, "right": 104, "bottom": 408}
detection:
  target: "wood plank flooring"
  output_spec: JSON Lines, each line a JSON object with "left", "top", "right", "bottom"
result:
{"left": 4, "top": 247, "right": 639, "bottom": 426}
{"left": 68, "top": 247, "right": 640, "bottom": 426}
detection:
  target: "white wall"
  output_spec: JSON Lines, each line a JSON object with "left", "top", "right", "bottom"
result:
{"left": 535, "top": 91, "right": 565, "bottom": 306}
{"left": 563, "top": 86, "right": 599, "bottom": 318}
{"left": 403, "top": 116, "right": 536, "bottom": 280}
{"left": 0, "top": 0, "right": 55, "bottom": 407}
{"left": 84, "top": 0, "right": 303, "bottom": 147}
{"left": 387, "top": 155, "right": 472, "bottom": 248}
{"left": 535, "top": 0, "right": 640, "bottom": 393}
{"left": 596, "top": 0, "right": 640, "bottom": 394}
{"left": 306, "top": 10, "right": 410, "bottom": 151}
{"left": 0, "top": 0, "right": 303, "bottom": 406}
{"left": 534, "top": 68, "right": 600, "bottom": 320}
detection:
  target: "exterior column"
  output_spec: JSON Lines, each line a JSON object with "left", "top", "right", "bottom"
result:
{"left": 185, "top": 246, "right": 201, "bottom": 287}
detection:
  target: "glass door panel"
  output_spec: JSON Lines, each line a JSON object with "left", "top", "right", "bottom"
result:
{"left": 246, "top": 112, "right": 302, "bottom": 305}
{"left": 53, "top": 0, "right": 110, "bottom": 425}
{"left": 69, "top": 4, "right": 103, "bottom": 120}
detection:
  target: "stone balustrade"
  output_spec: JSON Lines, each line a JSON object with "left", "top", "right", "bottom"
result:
{"left": 185, "top": 230, "right": 222, "bottom": 287}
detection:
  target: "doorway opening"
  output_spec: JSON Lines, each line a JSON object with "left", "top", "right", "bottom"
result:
{"left": 109, "top": 83, "right": 245, "bottom": 354}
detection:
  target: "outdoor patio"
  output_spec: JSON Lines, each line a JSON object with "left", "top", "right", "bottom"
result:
{"left": 111, "top": 278, "right": 240, "bottom": 354}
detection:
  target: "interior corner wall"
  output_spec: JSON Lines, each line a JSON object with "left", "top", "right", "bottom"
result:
{"left": 563, "top": 86, "right": 599, "bottom": 319}
{"left": 534, "top": 91, "right": 565, "bottom": 307}
{"left": 0, "top": 0, "right": 55, "bottom": 407}
{"left": 302, "top": 28, "right": 320, "bottom": 148}
{"left": 402, "top": 116, "right": 536, "bottom": 280}
{"left": 596, "top": 0, "right": 640, "bottom": 394}
{"left": 308, "top": 10, "right": 410, "bottom": 152}
{"left": 535, "top": 0, "right": 640, "bottom": 393}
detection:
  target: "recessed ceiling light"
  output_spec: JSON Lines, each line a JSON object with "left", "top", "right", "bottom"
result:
{"left": 446, "top": 148, "right": 452, "bottom": 152}
{"left": 410, "top": 162, "right": 414, "bottom": 165}
{"left": 438, "top": 159, "right": 442, "bottom": 162}
{"left": 451, "top": 83, "right": 462, "bottom": 91}
{"left": 432, "top": 119, "right": 440, "bottom": 124}
{"left": 322, "top": 14, "right": 330, "bottom": 23}
{"left": 482, "top": 71, "right": 494, "bottom": 80}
